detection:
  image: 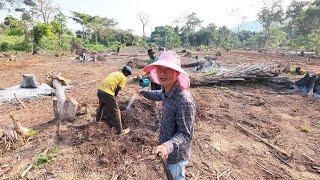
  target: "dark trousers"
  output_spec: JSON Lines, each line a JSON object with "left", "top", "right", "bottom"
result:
{"left": 151, "top": 82, "right": 161, "bottom": 90}
{"left": 96, "top": 90, "right": 123, "bottom": 133}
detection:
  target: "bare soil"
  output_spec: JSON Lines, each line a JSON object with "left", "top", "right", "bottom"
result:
{"left": 0, "top": 49, "right": 320, "bottom": 179}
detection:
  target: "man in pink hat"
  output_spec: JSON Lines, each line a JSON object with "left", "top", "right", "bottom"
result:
{"left": 139, "top": 51, "right": 196, "bottom": 179}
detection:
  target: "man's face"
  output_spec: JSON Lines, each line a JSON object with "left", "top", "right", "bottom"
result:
{"left": 156, "top": 66, "right": 178, "bottom": 87}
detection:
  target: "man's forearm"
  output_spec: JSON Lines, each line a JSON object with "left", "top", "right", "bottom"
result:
{"left": 163, "top": 132, "right": 191, "bottom": 153}
{"left": 115, "top": 86, "right": 121, "bottom": 96}
{"left": 140, "top": 90, "right": 164, "bottom": 101}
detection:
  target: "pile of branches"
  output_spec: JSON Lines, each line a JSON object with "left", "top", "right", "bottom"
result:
{"left": 191, "top": 64, "right": 285, "bottom": 87}
{"left": 213, "top": 64, "right": 281, "bottom": 79}
{"left": 0, "top": 115, "right": 34, "bottom": 154}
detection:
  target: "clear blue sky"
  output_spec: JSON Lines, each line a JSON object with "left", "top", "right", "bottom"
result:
{"left": 1, "top": 0, "right": 297, "bottom": 35}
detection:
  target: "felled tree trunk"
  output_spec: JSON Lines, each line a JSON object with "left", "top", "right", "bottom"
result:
{"left": 52, "top": 79, "right": 78, "bottom": 136}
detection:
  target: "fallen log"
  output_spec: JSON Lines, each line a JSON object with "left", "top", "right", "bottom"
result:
{"left": 236, "top": 123, "right": 290, "bottom": 157}
{"left": 190, "top": 64, "right": 286, "bottom": 87}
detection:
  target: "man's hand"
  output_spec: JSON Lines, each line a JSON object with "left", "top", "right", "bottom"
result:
{"left": 138, "top": 88, "right": 146, "bottom": 96}
{"left": 153, "top": 144, "right": 169, "bottom": 160}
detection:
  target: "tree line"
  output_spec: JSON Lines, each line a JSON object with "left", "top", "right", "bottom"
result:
{"left": 0, "top": 0, "right": 319, "bottom": 54}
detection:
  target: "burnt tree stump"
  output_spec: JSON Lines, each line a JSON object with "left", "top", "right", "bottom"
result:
{"left": 295, "top": 73, "right": 320, "bottom": 97}
{"left": 20, "top": 74, "right": 38, "bottom": 88}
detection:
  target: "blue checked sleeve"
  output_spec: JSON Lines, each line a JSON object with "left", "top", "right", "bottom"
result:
{"left": 140, "top": 90, "right": 164, "bottom": 101}
{"left": 163, "top": 101, "right": 196, "bottom": 153}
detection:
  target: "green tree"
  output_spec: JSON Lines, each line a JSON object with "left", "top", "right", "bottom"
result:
{"left": 4, "top": 15, "right": 18, "bottom": 28}
{"left": 51, "top": 12, "right": 66, "bottom": 49}
{"left": 33, "top": 23, "right": 53, "bottom": 53}
{"left": 285, "top": 0, "right": 320, "bottom": 53}
{"left": 71, "top": 11, "right": 117, "bottom": 43}
{"left": 217, "top": 26, "right": 236, "bottom": 49}
{"left": 258, "top": 0, "right": 284, "bottom": 49}
{"left": 191, "top": 23, "right": 218, "bottom": 47}
{"left": 285, "top": 0, "right": 309, "bottom": 38}
{"left": 3, "top": 15, "right": 26, "bottom": 36}
{"left": 175, "top": 12, "right": 203, "bottom": 47}
{"left": 150, "top": 26, "right": 181, "bottom": 48}
{"left": 115, "top": 29, "right": 137, "bottom": 46}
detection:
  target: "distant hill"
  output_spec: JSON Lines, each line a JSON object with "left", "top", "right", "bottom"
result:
{"left": 231, "top": 21, "right": 263, "bottom": 32}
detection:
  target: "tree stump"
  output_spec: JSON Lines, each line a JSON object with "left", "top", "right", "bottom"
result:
{"left": 295, "top": 73, "right": 320, "bottom": 97}
{"left": 20, "top": 74, "right": 38, "bottom": 88}
{"left": 52, "top": 79, "right": 78, "bottom": 121}
{"left": 52, "top": 79, "right": 79, "bottom": 136}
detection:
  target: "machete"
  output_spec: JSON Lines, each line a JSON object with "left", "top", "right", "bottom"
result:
{"left": 158, "top": 153, "right": 174, "bottom": 180}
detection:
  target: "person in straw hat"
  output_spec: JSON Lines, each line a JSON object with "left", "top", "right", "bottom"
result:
{"left": 139, "top": 51, "right": 196, "bottom": 179}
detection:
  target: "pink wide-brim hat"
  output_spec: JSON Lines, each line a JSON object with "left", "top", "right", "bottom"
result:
{"left": 143, "top": 50, "right": 190, "bottom": 89}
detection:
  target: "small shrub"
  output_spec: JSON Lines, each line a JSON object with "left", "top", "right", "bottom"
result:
{"left": 27, "top": 129, "right": 37, "bottom": 138}
{"left": 34, "top": 153, "right": 53, "bottom": 168}
{"left": 299, "top": 124, "right": 311, "bottom": 133}
{"left": 214, "top": 86, "right": 229, "bottom": 91}
{"left": 0, "top": 42, "right": 10, "bottom": 51}
{"left": 14, "top": 41, "right": 32, "bottom": 52}
{"left": 207, "top": 68, "right": 219, "bottom": 76}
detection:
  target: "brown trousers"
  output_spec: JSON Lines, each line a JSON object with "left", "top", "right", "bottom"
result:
{"left": 96, "top": 90, "right": 123, "bottom": 133}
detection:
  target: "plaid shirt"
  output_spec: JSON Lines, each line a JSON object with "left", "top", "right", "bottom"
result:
{"left": 140, "top": 84, "right": 196, "bottom": 164}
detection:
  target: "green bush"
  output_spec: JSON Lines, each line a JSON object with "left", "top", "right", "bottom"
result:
{"left": 34, "top": 153, "right": 53, "bottom": 168}
{"left": 0, "top": 35, "right": 28, "bottom": 51}
{"left": 60, "top": 34, "right": 74, "bottom": 51}
{"left": 5, "top": 28, "right": 24, "bottom": 36}
{"left": 84, "top": 43, "right": 108, "bottom": 52}
{"left": 0, "top": 42, "right": 9, "bottom": 51}
{"left": 39, "top": 35, "right": 58, "bottom": 52}
{"left": 16, "top": 41, "right": 32, "bottom": 52}
{"left": 76, "top": 38, "right": 108, "bottom": 52}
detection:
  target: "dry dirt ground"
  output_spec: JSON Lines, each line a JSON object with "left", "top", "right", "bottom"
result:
{"left": 0, "top": 49, "right": 320, "bottom": 179}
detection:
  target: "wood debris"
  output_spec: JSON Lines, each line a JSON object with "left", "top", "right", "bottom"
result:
{"left": 191, "top": 63, "right": 287, "bottom": 87}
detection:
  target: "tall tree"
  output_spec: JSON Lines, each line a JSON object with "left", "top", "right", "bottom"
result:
{"left": 71, "top": 11, "right": 117, "bottom": 43}
{"left": 14, "top": 0, "right": 59, "bottom": 23}
{"left": 137, "top": 12, "right": 149, "bottom": 39}
{"left": 285, "top": 0, "right": 309, "bottom": 37}
{"left": 191, "top": 23, "right": 218, "bottom": 46}
{"left": 150, "top": 25, "right": 181, "bottom": 48}
{"left": 258, "top": 0, "right": 284, "bottom": 48}
{"left": 175, "top": 12, "right": 203, "bottom": 47}
{"left": 32, "top": 0, "right": 59, "bottom": 23}
{"left": 51, "top": 12, "right": 67, "bottom": 49}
